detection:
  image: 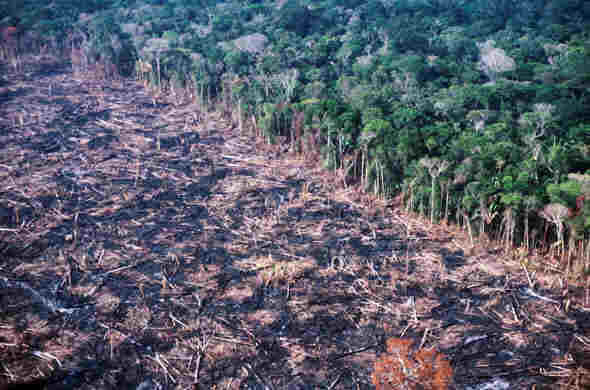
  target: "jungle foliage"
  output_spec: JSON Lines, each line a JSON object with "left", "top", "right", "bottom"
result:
{"left": 2, "top": 0, "right": 590, "bottom": 264}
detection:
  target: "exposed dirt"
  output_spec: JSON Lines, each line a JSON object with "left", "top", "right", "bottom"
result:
{"left": 1, "top": 57, "right": 589, "bottom": 390}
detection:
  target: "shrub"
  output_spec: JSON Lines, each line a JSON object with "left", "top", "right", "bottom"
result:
{"left": 372, "top": 338, "right": 453, "bottom": 390}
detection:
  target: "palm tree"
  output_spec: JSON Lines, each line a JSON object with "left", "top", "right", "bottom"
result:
{"left": 419, "top": 157, "right": 450, "bottom": 224}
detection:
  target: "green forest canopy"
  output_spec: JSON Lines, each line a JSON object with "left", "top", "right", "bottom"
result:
{"left": 2, "top": 0, "right": 590, "bottom": 257}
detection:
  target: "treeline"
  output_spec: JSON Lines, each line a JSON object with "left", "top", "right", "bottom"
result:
{"left": 1, "top": 0, "right": 590, "bottom": 268}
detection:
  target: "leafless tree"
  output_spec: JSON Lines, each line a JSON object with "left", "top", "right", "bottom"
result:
{"left": 539, "top": 203, "right": 570, "bottom": 257}
{"left": 141, "top": 38, "right": 171, "bottom": 90}
{"left": 523, "top": 196, "right": 541, "bottom": 251}
{"left": 275, "top": 68, "right": 299, "bottom": 103}
{"left": 477, "top": 40, "right": 516, "bottom": 82}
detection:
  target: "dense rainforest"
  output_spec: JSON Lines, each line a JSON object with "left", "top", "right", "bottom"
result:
{"left": 2, "top": 0, "right": 590, "bottom": 268}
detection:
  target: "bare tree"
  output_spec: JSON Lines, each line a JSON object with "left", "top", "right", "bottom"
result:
{"left": 439, "top": 178, "right": 450, "bottom": 223}
{"left": 275, "top": 68, "right": 299, "bottom": 103}
{"left": 477, "top": 40, "right": 516, "bottom": 82}
{"left": 523, "top": 196, "right": 541, "bottom": 251}
{"left": 501, "top": 207, "right": 516, "bottom": 252}
{"left": 0, "top": 26, "right": 18, "bottom": 61}
{"left": 358, "top": 130, "right": 377, "bottom": 190}
{"left": 141, "top": 38, "right": 171, "bottom": 91}
{"left": 539, "top": 203, "right": 570, "bottom": 257}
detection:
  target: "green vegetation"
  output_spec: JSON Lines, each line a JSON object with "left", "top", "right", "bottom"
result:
{"left": 2, "top": 0, "right": 590, "bottom": 266}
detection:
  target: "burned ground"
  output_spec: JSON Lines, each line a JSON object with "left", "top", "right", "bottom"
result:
{"left": 1, "top": 58, "right": 589, "bottom": 389}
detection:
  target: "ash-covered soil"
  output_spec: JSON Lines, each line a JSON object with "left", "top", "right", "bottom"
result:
{"left": 1, "top": 57, "right": 589, "bottom": 389}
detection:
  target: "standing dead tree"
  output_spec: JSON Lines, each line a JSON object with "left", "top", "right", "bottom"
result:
{"left": 539, "top": 203, "right": 570, "bottom": 261}
{"left": 1, "top": 26, "right": 20, "bottom": 71}
{"left": 0, "top": 26, "right": 18, "bottom": 60}
{"left": 290, "top": 109, "right": 304, "bottom": 154}
{"left": 136, "top": 59, "right": 153, "bottom": 86}
{"left": 275, "top": 68, "right": 299, "bottom": 103}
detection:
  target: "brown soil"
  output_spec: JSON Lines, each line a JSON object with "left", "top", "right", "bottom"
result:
{"left": 1, "top": 57, "right": 589, "bottom": 390}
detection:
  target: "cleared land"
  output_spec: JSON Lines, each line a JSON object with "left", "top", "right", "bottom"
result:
{"left": 1, "top": 57, "right": 589, "bottom": 389}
